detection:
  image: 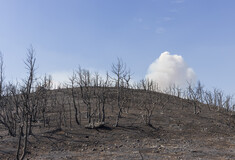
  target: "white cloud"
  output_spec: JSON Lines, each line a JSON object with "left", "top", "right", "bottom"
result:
{"left": 146, "top": 51, "right": 196, "bottom": 90}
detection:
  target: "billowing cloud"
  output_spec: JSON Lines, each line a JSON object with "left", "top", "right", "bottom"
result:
{"left": 146, "top": 51, "right": 196, "bottom": 90}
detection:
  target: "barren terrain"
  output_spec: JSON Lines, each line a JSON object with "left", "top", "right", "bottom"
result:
{"left": 0, "top": 88, "right": 235, "bottom": 160}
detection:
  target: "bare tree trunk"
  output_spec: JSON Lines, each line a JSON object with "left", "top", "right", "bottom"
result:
{"left": 88, "top": 104, "right": 91, "bottom": 124}
{"left": 115, "top": 108, "right": 121, "bottom": 127}
{"left": 111, "top": 58, "right": 131, "bottom": 127}
{"left": 70, "top": 73, "right": 81, "bottom": 126}
{"left": 194, "top": 101, "right": 197, "bottom": 114}
{"left": 67, "top": 98, "right": 72, "bottom": 128}
{"left": 16, "top": 125, "right": 23, "bottom": 160}
{"left": 29, "top": 114, "right": 33, "bottom": 135}
{"left": 18, "top": 46, "right": 36, "bottom": 159}
{"left": 102, "top": 103, "right": 105, "bottom": 122}
{"left": 73, "top": 98, "right": 80, "bottom": 125}
{"left": 42, "top": 111, "right": 46, "bottom": 127}
{"left": 20, "top": 113, "right": 29, "bottom": 160}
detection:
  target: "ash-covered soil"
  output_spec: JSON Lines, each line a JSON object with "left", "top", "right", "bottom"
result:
{"left": 1, "top": 90, "right": 235, "bottom": 160}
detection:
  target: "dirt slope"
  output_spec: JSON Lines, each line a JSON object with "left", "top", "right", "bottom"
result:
{"left": 0, "top": 88, "right": 235, "bottom": 159}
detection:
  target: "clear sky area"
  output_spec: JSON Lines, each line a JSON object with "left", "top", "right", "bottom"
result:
{"left": 0, "top": 0, "right": 235, "bottom": 95}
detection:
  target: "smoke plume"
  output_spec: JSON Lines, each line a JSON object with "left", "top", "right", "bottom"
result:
{"left": 146, "top": 51, "right": 196, "bottom": 90}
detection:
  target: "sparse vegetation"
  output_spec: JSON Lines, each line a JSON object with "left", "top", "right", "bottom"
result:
{"left": 0, "top": 50, "right": 235, "bottom": 159}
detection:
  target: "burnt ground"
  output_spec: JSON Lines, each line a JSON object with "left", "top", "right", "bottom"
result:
{"left": 0, "top": 90, "right": 235, "bottom": 160}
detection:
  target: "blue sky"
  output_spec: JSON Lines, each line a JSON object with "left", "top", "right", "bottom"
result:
{"left": 0, "top": 0, "right": 235, "bottom": 94}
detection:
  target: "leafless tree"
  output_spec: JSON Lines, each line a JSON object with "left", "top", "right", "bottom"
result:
{"left": 224, "top": 95, "right": 233, "bottom": 112}
{"left": 138, "top": 79, "right": 162, "bottom": 126}
{"left": 50, "top": 89, "right": 59, "bottom": 128}
{"left": 204, "top": 90, "right": 213, "bottom": 111}
{"left": 111, "top": 58, "right": 131, "bottom": 127}
{"left": 36, "top": 75, "right": 52, "bottom": 127}
{"left": 143, "top": 82, "right": 170, "bottom": 125}
{"left": 16, "top": 46, "right": 37, "bottom": 160}
{"left": 56, "top": 89, "right": 68, "bottom": 128}
{"left": 195, "top": 81, "right": 204, "bottom": 103}
{"left": 140, "top": 91, "right": 156, "bottom": 126}
{"left": 69, "top": 72, "right": 81, "bottom": 125}
{"left": 186, "top": 82, "right": 202, "bottom": 115}
{"left": 217, "top": 90, "right": 224, "bottom": 111}
{"left": 140, "top": 78, "right": 155, "bottom": 91}
{"left": 65, "top": 86, "right": 73, "bottom": 128}
{"left": 0, "top": 95, "right": 17, "bottom": 137}
{"left": 77, "top": 67, "right": 93, "bottom": 124}
{"left": 0, "top": 53, "right": 18, "bottom": 137}
{"left": 213, "top": 88, "right": 219, "bottom": 108}
{"left": 93, "top": 72, "right": 110, "bottom": 124}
